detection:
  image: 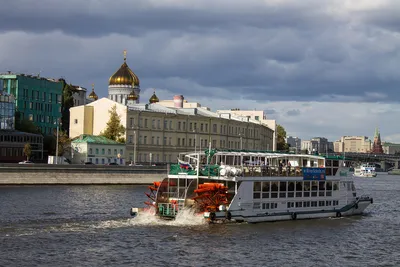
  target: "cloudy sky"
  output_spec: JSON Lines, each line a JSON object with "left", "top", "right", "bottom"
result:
{"left": 1, "top": 0, "right": 400, "bottom": 142}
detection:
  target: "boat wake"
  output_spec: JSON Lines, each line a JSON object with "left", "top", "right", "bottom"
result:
{"left": 2, "top": 208, "right": 207, "bottom": 237}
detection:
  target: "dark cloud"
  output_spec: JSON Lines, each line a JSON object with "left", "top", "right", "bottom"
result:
{"left": 1, "top": 0, "right": 400, "bottom": 104}
{"left": 264, "top": 109, "right": 277, "bottom": 115}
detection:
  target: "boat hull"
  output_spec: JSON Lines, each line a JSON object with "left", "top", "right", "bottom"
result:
{"left": 203, "top": 198, "right": 373, "bottom": 223}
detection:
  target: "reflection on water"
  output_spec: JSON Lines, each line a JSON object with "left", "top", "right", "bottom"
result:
{"left": 1, "top": 175, "right": 400, "bottom": 267}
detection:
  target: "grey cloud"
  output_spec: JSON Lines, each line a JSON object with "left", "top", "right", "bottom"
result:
{"left": 286, "top": 109, "right": 301, "bottom": 116}
{"left": 1, "top": 1, "right": 400, "bottom": 104}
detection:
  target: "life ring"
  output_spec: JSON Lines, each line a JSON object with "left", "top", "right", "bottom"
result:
{"left": 291, "top": 212, "right": 297, "bottom": 220}
{"left": 354, "top": 203, "right": 358, "bottom": 209}
{"left": 226, "top": 211, "right": 232, "bottom": 220}
{"left": 336, "top": 211, "right": 342, "bottom": 217}
{"left": 210, "top": 212, "right": 216, "bottom": 221}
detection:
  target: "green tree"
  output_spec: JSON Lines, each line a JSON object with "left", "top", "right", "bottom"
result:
{"left": 23, "top": 143, "right": 32, "bottom": 161}
{"left": 100, "top": 105, "right": 126, "bottom": 142}
{"left": 276, "top": 124, "right": 289, "bottom": 151}
{"left": 56, "top": 130, "right": 72, "bottom": 156}
{"left": 60, "top": 80, "right": 78, "bottom": 135}
{"left": 15, "top": 111, "right": 41, "bottom": 134}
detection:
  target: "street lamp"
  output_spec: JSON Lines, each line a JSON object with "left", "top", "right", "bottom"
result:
{"left": 193, "top": 129, "right": 197, "bottom": 153}
{"left": 55, "top": 123, "right": 59, "bottom": 164}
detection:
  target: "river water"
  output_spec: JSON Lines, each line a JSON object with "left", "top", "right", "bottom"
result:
{"left": 0, "top": 174, "right": 399, "bottom": 267}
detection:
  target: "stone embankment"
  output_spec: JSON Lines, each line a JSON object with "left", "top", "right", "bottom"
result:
{"left": 0, "top": 164, "right": 167, "bottom": 185}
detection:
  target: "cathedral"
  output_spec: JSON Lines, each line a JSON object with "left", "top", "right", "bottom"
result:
{"left": 371, "top": 127, "right": 384, "bottom": 154}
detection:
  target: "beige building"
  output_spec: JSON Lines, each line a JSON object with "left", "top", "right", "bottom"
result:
{"left": 216, "top": 109, "right": 276, "bottom": 151}
{"left": 333, "top": 136, "right": 371, "bottom": 153}
{"left": 69, "top": 97, "right": 275, "bottom": 164}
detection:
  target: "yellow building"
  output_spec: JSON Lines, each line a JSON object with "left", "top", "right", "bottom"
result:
{"left": 333, "top": 136, "right": 372, "bottom": 153}
{"left": 69, "top": 51, "right": 276, "bottom": 164}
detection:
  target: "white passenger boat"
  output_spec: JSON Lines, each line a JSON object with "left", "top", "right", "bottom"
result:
{"left": 353, "top": 163, "right": 377, "bottom": 178}
{"left": 131, "top": 150, "right": 373, "bottom": 223}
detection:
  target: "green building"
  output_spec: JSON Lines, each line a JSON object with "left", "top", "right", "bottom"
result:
{"left": 0, "top": 72, "right": 63, "bottom": 135}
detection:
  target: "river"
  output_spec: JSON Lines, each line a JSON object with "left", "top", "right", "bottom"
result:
{"left": 0, "top": 174, "right": 399, "bottom": 267}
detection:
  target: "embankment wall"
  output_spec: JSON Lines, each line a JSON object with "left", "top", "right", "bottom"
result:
{"left": 0, "top": 164, "right": 167, "bottom": 185}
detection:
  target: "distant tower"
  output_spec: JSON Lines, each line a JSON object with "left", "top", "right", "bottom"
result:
{"left": 371, "top": 127, "right": 384, "bottom": 154}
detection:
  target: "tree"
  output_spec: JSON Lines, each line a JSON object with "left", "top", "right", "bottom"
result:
{"left": 276, "top": 124, "right": 289, "bottom": 151}
{"left": 100, "top": 105, "right": 126, "bottom": 142}
{"left": 60, "top": 80, "right": 78, "bottom": 135}
{"left": 23, "top": 143, "right": 32, "bottom": 161}
{"left": 15, "top": 111, "right": 41, "bottom": 134}
{"left": 56, "top": 130, "right": 72, "bottom": 156}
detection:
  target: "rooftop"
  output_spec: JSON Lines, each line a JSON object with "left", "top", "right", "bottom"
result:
{"left": 72, "top": 134, "right": 123, "bottom": 145}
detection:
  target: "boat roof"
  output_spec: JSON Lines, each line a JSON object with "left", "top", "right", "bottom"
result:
{"left": 181, "top": 150, "right": 325, "bottom": 160}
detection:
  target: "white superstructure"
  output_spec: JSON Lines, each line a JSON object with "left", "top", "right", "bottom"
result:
{"left": 132, "top": 150, "right": 373, "bottom": 223}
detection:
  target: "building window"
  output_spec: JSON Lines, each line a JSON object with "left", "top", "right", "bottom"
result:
{"left": 157, "top": 136, "right": 160, "bottom": 145}
{"left": 169, "top": 137, "right": 172, "bottom": 145}
{"left": 130, "top": 118, "right": 134, "bottom": 128}
{"left": 101, "top": 158, "right": 105, "bottom": 164}
{"left": 205, "top": 124, "right": 208, "bottom": 132}
{"left": 74, "top": 119, "right": 78, "bottom": 124}
{"left": 182, "top": 138, "right": 185, "bottom": 146}
{"left": 152, "top": 119, "right": 155, "bottom": 129}
{"left": 183, "top": 122, "right": 186, "bottom": 130}
{"left": 200, "top": 123, "right": 204, "bottom": 131}
{"left": 102, "top": 149, "right": 105, "bottom": 155}
{"left": 89, "top": 148, "right": 92, "bottom": 154}
{"left": 163, "top": 137, "right": 167, "bottom": 145}
{"left": 129, "top": 135, "right": 133, "bottom": 143}
{"left": 177, "top": 138, "right": 181, "bottom": 146}
{"left": 114, "top": 149, "right": 117, "bottom": 155}
{"left": 96, "top": 148, "right": 99, "bottom": 154}
{"left": 157, "top": 120, "right": 160, "bottom": 129}
{"left": 144, "top": 136, "right": 147, "bottom": 144}
{"left": 152, "top": 136, "right": 155, "bottom": 145}
{"left": 164, "top": 120, "right": 167, "bottom": 129}
{"left": 108, "top": 149, "right": 111, "bottom": 155}
{"left": 169, "top": 121, "right": 172, "bottom": 130}
{"left": 213, "top": 124, "right": 217, "bottom": 133}
{"left": 95, "top": 158, "right": 99, "bottom": 164}
{"left": 178, "top": 122, "right": 181, "bottom": 130}
{"left": 189, "top": 123, "right": 192, "bottom": 131}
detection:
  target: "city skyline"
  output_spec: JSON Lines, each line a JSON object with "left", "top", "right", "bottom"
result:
{"left": 1, "top": 1, "right": 400, "bottom": 142}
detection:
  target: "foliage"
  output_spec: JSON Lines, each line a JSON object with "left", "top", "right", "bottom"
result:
{"left": 23, "top": 143, "right": 32, "bottom": 160}
{"left": 100, "top": 105, "right": 126, "bottom": 142}
{"left": 276, "top": 124, "right": 289, "bottom": 151}
{"left": 60, "top": 80, "right": 78, "bottom": 135}
{"left": 56, "top": 130, "right": 72, "bottom": 156}
{"left": 15, "top": 111, "right": 41, "bottom": 134}
{"left": 43, "top": 135, "right": 56, "bottom": 156}
{"left": 301, "top": 149, "right": 309, "bottom": 154}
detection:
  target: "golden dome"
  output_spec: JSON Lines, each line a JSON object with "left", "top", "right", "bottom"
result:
{"left": 149, "top": 90, "right": 159, "bottom": 103}
{"left": 127, "top": 90, "right": 138, "bottom": 101}
{"left": 88, "top": 83, "right": 98, "bottom": 100}
{"left": 109, "top": 50, "right": 140, "bottom": 87}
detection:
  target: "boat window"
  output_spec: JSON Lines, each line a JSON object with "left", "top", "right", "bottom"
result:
{"left": 295, "top": 182, "right": 302, "bottom": 197}
{"left": 326, "top": 201, "right": 332, "bottom": 206}
{"left": 311, "top": 181, "right": 318, "bottom": 197}
{"left": 303, "top": 182, "right": 311, "bottom": 197}
{"left": 311, "top": 201, "right": 318, "bottom": 207}
{"left": 333, "top": 200, "right": 339, "bottom": 206}
{"left": 262, "top": 203, "right": 270, "bottom": 209}
{"left": 262, "top": 182, "right": 270, "bottom": 198}
{"left": 333, "top": 182, "right": 339, "bottom": 191}
{"left": 254, "top": 182, "right": 261, "bottom": 192}
{"left": 288, "top": 182, "right": 295, "bottom": 198}
{"left": 279, "top": 182, "right": 287, "bottom": 198}
{"left": 303, "top": 201, "right": 310, "bottom": 207}
{"left": 253, "top": 202, "right": 261, "bottom": 209}
{"left": 319, "top": 201, "right": 325, "bottom": 207}
{"left": 253, "top": 192, "right": 261, "bottom": 199}
{"left": 271, "top": 182, "right": 278, "bottom": 198}
{"left": 295, "top": 202, "right": 303, "bottom": 208}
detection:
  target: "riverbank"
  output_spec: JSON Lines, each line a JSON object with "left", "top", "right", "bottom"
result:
{"left": 0, "top": 164, "right": 167, "bottom": 185}
{"left": 388, "top": 169, "right": 400, "bottom": 175}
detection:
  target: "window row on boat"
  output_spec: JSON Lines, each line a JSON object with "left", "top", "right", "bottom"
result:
{"left": 253, "top": 181, "right": 339, "bottom": 199}
{"left": 253, "top": 200, "right": 340, "bottom": 210}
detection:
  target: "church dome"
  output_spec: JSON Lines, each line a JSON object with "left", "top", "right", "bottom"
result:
{"left": 127, "top": 90, "right": 138, "bottom": 101}
{"left": 88, "top": 83, "right": 98, "bottom": 100}
{"left": 109, "top": 50, "right": 140, "bottom": 87}
{"left": 149, "top": 90, "right": 159, "bottom": 103}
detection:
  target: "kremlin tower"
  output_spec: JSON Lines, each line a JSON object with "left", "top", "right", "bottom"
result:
{"left": 371, "top": 127, "right": 384, "bottom": 154}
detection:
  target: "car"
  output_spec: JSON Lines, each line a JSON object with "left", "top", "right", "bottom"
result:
{"left": 84, "top": 162, "right": 94, "bottom": 165}
{"left": 106, "top": 162, "right": 119, "bottom": 166}
{"left": 18, "top": 160, "right": 34, "bottom": 164}
{"left": 129, "top": 163, "right": 143, "bottom": 166}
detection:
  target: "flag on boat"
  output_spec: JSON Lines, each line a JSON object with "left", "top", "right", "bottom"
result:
{"left": 178, "top": 159, "right": 193, "bottom": 170}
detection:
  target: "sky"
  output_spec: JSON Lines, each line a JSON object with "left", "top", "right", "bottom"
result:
{"left": 1, "top": 0, "right": 400, "bottom": 142}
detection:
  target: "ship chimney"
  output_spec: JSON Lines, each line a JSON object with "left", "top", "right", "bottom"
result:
{"left": 173, "top": 95, "right": 184, "bottom": 108}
